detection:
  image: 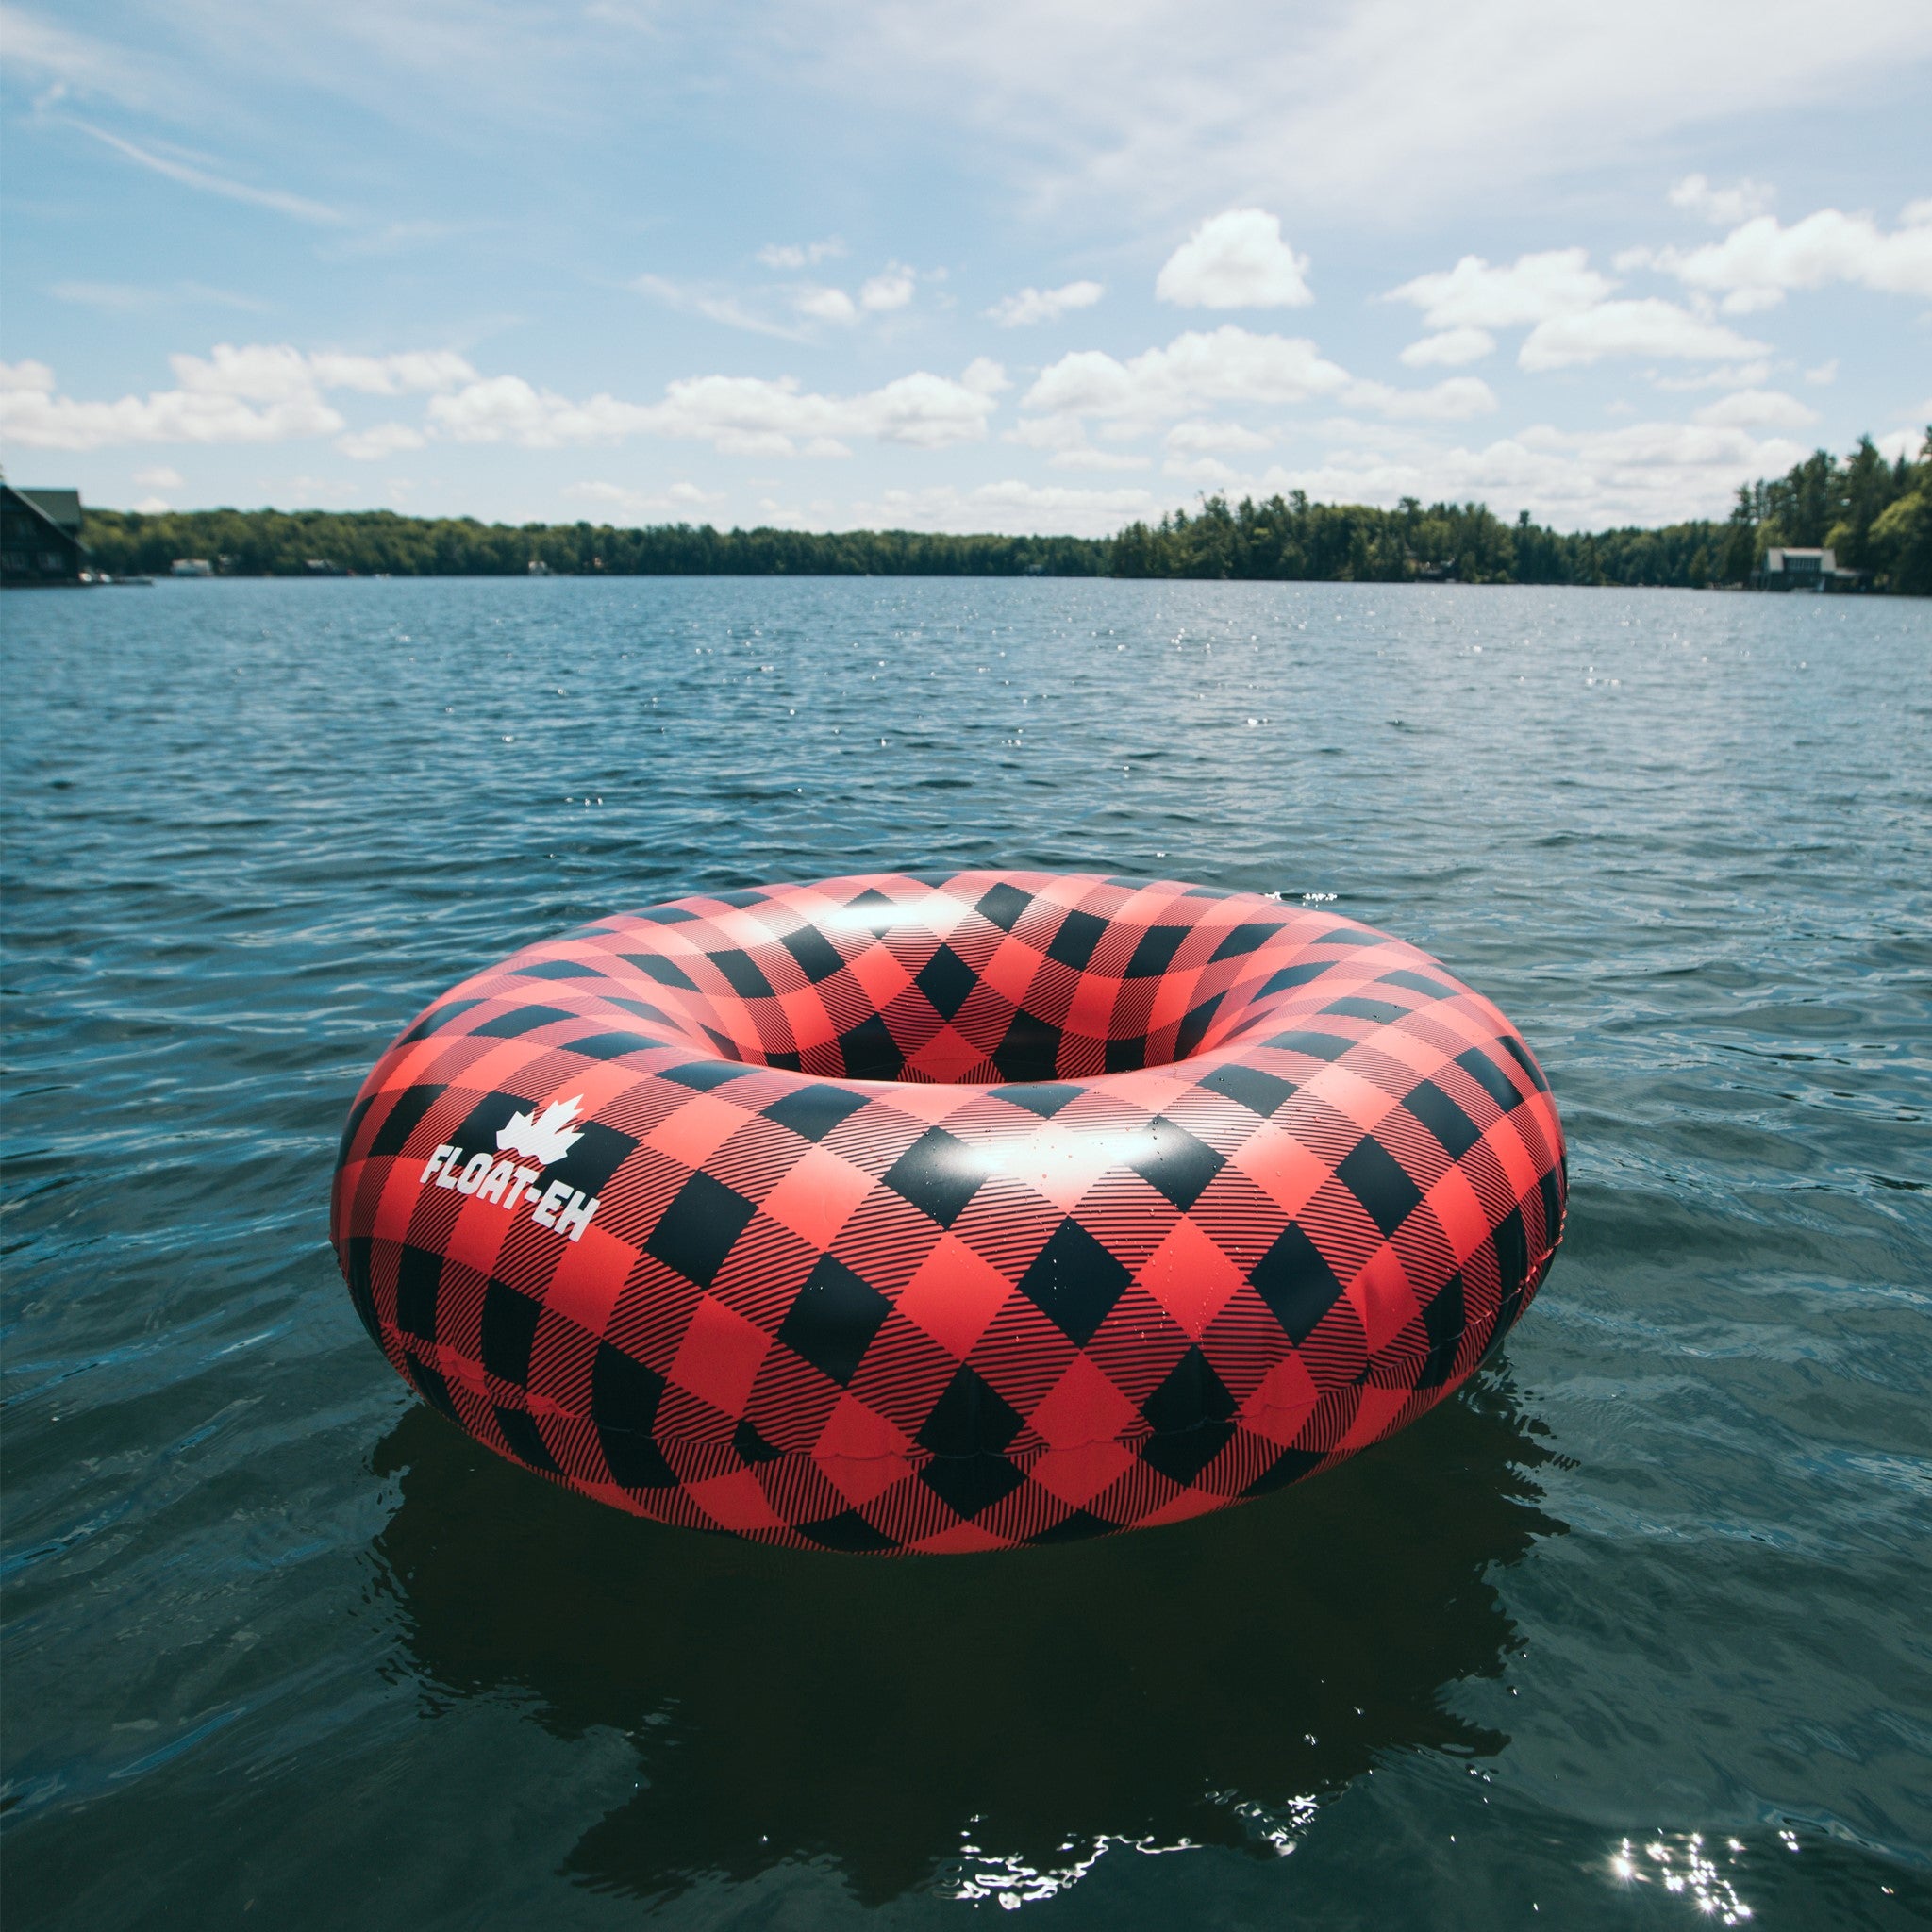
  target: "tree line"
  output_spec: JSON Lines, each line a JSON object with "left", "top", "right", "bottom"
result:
{"left": 1109, "top": 432, "right": 1930, "bottom": 591}
{"left": 76, "top": 431, "right": 1932, "bottom": 593}
{"left": 76, "top": 509, "right": 1109, "bottom": 580}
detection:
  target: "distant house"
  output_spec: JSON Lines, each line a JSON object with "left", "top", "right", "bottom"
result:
{"left": 0, "top": 484, "right": 90, "bottom": 587}
{"left": 1754, "top": 546, "right": 1868, "bottom": 592}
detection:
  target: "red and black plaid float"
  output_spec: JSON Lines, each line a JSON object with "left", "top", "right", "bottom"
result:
{"left": 331, "top": 872, "right": 1566, "bottom": 1553}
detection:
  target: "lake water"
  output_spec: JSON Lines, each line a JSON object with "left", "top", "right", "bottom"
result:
{"left": 3, "top": 575, "right": 1928, "bottom": 1930}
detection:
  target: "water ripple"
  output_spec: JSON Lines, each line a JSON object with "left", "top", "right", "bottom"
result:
{"left": 3, "top": 578, "right": 1929, "bottom": 1930}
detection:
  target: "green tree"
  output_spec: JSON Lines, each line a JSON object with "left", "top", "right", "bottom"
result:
{"left": 74, "top": 433, "right": 1929, "bottom": 595}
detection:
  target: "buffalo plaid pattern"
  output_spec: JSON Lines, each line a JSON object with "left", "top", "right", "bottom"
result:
{"left": 331, "top": 872, "right": 1566, "bottom": 1553}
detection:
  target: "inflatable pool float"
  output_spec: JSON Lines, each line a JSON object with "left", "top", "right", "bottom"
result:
{"left": 332, "top": 871, "right": 1565, "bottom": 1552}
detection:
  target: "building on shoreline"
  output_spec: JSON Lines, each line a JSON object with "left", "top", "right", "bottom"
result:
{"left": 1, "top": 484, "right": 90, "bottom": 587}
{"left": 1753, "top": 546, "right": 1869, "bottom": 592}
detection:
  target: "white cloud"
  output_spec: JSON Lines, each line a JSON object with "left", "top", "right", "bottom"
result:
{"left": 564, "top": 480, "right": 725, "bottom": 518}
{"left": 306, "top": 349, "right": 475, "bottom": 394}
{"left": 131, "top": 494, "right": 172, "bottom": 514}
{"left": 1650, "top": 359, "right": 1774, "bottom": 391}
{"left": 1804, "top": 358, "right": 1839, "bottom": 386}
{"left": 1643, "top": 206, "right": 1932, "bottom": 305}
{"left": 162, "top": 343, "right": 475, "bottom": 402}
{"left": 11, "top": 0, "right": 587, "bottom": 133}
{"left": 1204, "top": 418, "right": 1811, "bottom": 527}
{"left": 0, "top": 8, "right": 175, "bottom": 115}
{"left": 1019, "top": 329, "right": 1491, "bottom": 442}
{"left": 959, "top": 358, "right": 1010, "bottom": 396}
{"left": 167, "top": 343, "right": 323, "bottom": 403}
{"left": 1343, "top": 376, "right": 1499, "bottom": 421}
{"left": 68, "top": 120, "right": 344, "bottom": 225}
{"left": 1006, "top": 414, "right": 1089, "bottom": 453}
{"left": 1519, "top": 300, "right": 1770, "bottom": 370}
{"left": 805, "top": 0, "right": 1932, "bottom": 220}
{"left": 986, "top": 279, "right": 1106, "bottom": 326}
{"left": 848, "top": 479, "right": 1161, "bottom": 538}
{"left": 0, "top": 352, "right": 347, "bottom": 449}
{"left": 426, "top": 365, "right": 1000, "bottom": 454}
{"left": 1552, "top": 420, "right": 1807, "bottom": 491}
{"left": 1023, "top": 325, "right": 1350, "bottom": 426}
{"left": 751, "top": 498, "right": 810, "bottom": 526}
{"left": 635, "top": 274, "right": 809, "bottom": 341}
{"left": 1166, "top": 419, "right": 1273, "bottom": 454}
{"left": 1668, "top": 174, "right": 1775, "bottom": 225}
{"left": 1164, "top": 454, "right": 1241, "bottom": 486}
{"left": 1399, "top": 327, "right": 1495, "bottom": 368}
{"left": 337, "top": 422, "right": 427, "bottom": 458}
{"left": 1156, "top": 210, "right": 1311, "bottom": 308}
{"left": 0, "top": 343, "right": 475, "bottom": 451}
{"left": 2, "top": 384, "right": 342, "bottom": 450}
{"left": 1518, "top": 420, "right": 1810, "bottom": 520}
{"left": 1712, "top": 287, "right": 1788, "bottom": 316}
{"left": 757, "top": 238, "right": 845, "bottom": 269}
{"left": 1387, "top": 249, "right": 1613, "bottom": 329}
{"left": 1690, "top": 389, "right": 1821, "bottom": 430}
{"left": 422, "top": 377, "right": 657, "bottom": 447}
{"left": 794, "top": 285, "right": 860, "bottom": 325}
{"left": 277, "top": 474, "right": 364, "bottom": 506}
{"left": 24, "top": 8, "right": 1926, "bottom": 544}
{"left": 21, "top": 0, "right": 1932, "bottom": 238}
{"left": 1048, "top": 447, "right": 1151, "bottom": 472}
{"left": 858, "top": 264, "right": 917, "bottom": 311}
{"left": 778, "top": 264, "right": 919, "bottom": 325}
{"left": 133, "top": 465, "right": 184, "bottom": 488}
{"left": 51, "top": 279, "right": 270, "bottom": 313}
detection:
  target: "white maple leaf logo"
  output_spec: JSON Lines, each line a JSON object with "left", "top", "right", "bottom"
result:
{"left": 496, "top": 1095, "right": 587, "bottom": 1167}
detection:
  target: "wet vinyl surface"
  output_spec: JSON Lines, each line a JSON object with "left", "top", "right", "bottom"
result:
{"left": 3, "top": 575, "right": 1928, "bottom": 1929}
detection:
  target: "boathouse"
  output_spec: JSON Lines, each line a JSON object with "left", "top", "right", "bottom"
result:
{"left": 0, "top": 484, "right": 90, "bottom": 587}
{"left": 1754, "top": 545, "right": 1868, "bottom": 592}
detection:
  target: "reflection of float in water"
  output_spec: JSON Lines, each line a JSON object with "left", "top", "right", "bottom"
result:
{"left": 367, "top": 1370, "right": 1561, "bottom": 1909}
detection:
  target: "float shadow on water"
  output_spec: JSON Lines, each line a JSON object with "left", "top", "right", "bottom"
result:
{"left": 375, "top": 1380, "right": 1554, "bottom": 1906}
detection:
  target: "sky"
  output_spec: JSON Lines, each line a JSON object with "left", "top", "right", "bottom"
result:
{"left": 3, "top": 0, "right": 1930, "bottom": 536}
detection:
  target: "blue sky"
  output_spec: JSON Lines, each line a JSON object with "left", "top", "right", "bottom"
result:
{"left": 4, "top": 0, "right": 1929, "bottom": 534}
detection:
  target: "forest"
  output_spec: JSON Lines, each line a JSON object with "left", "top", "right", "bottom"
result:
{"left": 75, "top": 431, "right": 1932, "bottom": 593}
